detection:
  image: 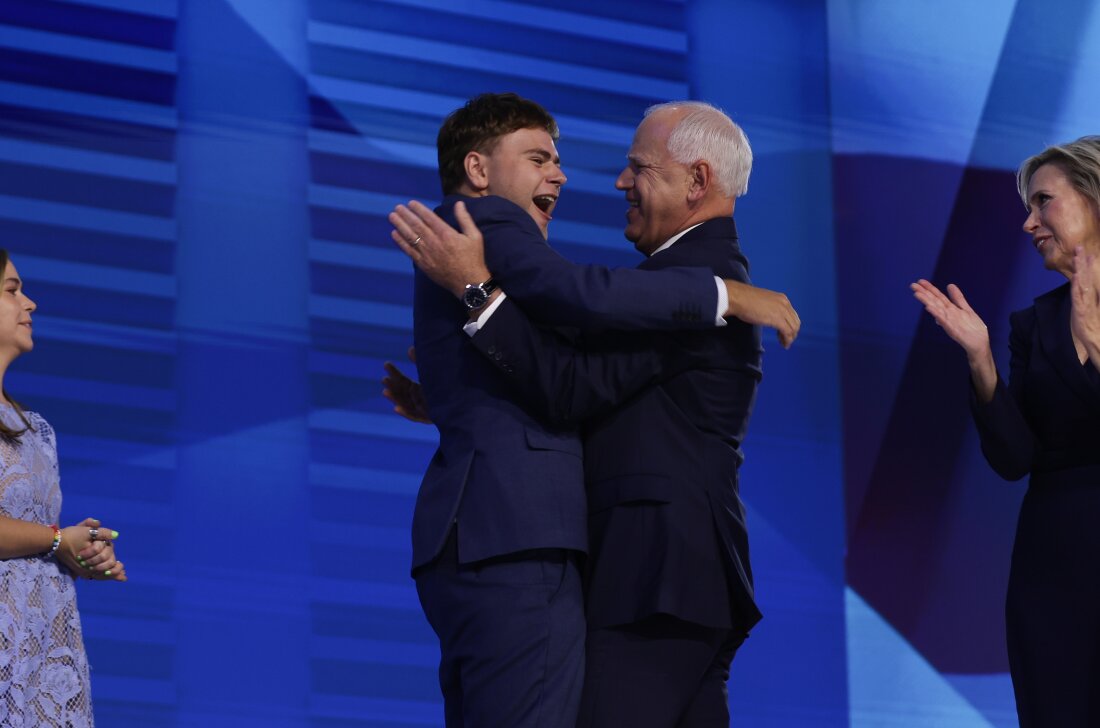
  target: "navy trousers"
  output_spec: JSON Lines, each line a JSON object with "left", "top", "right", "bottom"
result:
{"left": 577, "top": 614, "right": 744, "bottom": 728}
{"left": 415, "top": 530, "right": 585, "bottom": 727}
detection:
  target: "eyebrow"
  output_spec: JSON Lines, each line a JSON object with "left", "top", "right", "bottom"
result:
{"left": 3, "top": 277, "right": 19, "bottom": 286}
{"left": 1026, "top": 188, "right": 1049, "bottom": 207}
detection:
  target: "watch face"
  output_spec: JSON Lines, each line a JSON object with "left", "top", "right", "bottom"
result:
{"left": 463, "top": 285, "right": 488, "bottom": 309}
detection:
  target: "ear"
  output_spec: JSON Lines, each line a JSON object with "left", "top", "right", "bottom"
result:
{"left": 687, "top": 160, "right": 711, "bottom": 203}
{"left": 464, "top": 151, "right": 490, "bottom": 193}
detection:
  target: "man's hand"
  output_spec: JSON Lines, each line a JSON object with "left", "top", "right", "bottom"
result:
{"left": 383, "top": 347, "right": 432, "bottom": 424}
{"left": 389, "top": 200, "right": 493, "bottom": 298}
{"left": 724, "top": 280, "right": 801, "bottom": 349}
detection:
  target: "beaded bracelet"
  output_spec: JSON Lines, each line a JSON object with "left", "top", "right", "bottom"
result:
{"left": 46, "top": 524, "right": 61, "bottom": 558}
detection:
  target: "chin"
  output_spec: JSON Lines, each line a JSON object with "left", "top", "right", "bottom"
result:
{"left": 1044, "top": 259, "right": 1072, "bottom": 277}
{"left": 633, "top": 239, "right": 660, "bottom": 256}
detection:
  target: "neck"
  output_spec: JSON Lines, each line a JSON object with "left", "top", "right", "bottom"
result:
{"left": 682, "top": 196, "right": 734, "bottom": 230}
{"left": 454, "top": 183, "right": 489, "bottom": 198}
{"left": 0, "top": 357, "right": 13, "bottom": 404}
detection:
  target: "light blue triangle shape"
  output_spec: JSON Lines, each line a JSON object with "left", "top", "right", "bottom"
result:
{"left": 847, "top": 588, "right": 996, "bottom": 727}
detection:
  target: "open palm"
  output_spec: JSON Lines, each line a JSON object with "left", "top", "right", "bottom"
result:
{"left": 911, "top": 279, "right": 990, "bottom": 360}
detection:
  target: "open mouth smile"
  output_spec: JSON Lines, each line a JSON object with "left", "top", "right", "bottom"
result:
{"left": 533, "top": 194, "right": 557, "bottom": 217}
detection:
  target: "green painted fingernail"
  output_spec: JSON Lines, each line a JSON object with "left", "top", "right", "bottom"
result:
{"left": 111, "top": 531, "right": 119, "bottom": 539}
{"left": 104, "top": 570, "right": 112, "bottom": 576}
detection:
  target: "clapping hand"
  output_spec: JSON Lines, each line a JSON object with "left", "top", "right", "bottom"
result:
{"left": 1070, "top": 246, "right": 1100, "bottom": 364}
{"left": 910, "top": 280, "right": 991, "bottom": 360}
{"left": 910, "top": 278, "right": 997, "bottom": 401}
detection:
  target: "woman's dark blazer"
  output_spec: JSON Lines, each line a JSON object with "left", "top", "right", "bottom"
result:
{"left": 972, "top": 283, "right": 1100, "bottom": 485}
{"left": 970, "top": 282, "right": 1100, "bottom": 726}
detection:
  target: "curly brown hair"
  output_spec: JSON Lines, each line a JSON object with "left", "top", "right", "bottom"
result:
{"left": 436, "top": 93, "right": 559, "bottom": 195}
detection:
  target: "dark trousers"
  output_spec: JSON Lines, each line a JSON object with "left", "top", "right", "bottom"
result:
{"left": 1006, "top": 486, "right": 1100, "bottom": 727}
{"left": 577, "top": 614, "right": 744, "bottom": 728}
{"left": 415, "top": 530, "right": 586, "bottom": 728}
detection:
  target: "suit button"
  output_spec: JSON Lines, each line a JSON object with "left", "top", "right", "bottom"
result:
{"left": 493, "top": 352, "right": 503, "bottom": 361}
{"left": 487, "top": 346, "right": 497, "bottom": 355}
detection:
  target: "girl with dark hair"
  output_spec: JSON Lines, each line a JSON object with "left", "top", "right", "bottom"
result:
{"left": 0, "top": 249, "right": 126, "bottom": 726}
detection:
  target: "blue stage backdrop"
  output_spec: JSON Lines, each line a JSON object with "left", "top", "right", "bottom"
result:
{"left": 1, "top": 0, "right": 1096, "bottom": 725}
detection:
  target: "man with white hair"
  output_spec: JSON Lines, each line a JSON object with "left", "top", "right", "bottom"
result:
{"left": 481, "top": 101, "right": 765, "bottom": 726}
{"left": 392, "top": 101, "right": 778, "bottom": 726}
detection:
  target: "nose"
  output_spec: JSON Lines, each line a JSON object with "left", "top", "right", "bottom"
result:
{"left": 615, "top": 167, "right": 633, "bottom": 191}
{"left": 24, "top": 294, "right": 36, "bottom": 313}
{"left": 1022, "top": 207, "right": 1039, "bottom": 234}
{"left": 549, "top": 163, "right": 566, "bottom": 187}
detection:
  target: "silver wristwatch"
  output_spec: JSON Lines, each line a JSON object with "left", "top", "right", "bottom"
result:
{"left": 462, "top": 278, "right": 498, "bottom": 310}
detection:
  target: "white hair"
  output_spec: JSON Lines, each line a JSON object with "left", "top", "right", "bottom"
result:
{"left": 645, "top": 101, "right": 752, "bottom": 198}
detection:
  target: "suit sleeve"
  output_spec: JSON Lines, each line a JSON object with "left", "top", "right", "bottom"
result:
{"left": 476, "top": 202, "right": 719, "bottom": 331}
{"left": 472, "top": 296, "right": 695, "bottom": 425}
{"left": 969, "top": 310, "right": 1037, "bottom": 481}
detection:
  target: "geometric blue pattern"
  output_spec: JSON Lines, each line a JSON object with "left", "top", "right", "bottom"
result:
{"left": 6, "top": 0, "right": 1093, "bottom": 724}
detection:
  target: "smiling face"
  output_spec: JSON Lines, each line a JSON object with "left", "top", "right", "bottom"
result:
{"left": 0, "top": 258, "right": 36, "bottom": 364}
{"left": 615, "top": 109, "right": 695, "bottom": 255}
{"left": 468, "top": 127, "right": 566, "bottom": 239}
{"left": 1023, "top": 163, "right": 1100, "bottom": 277}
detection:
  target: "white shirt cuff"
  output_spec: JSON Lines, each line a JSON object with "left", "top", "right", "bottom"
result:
{"left": 463, "top": 292, "right": 508, "bottom": 336}
{"left": 714, "top": 277, "right": 728, "bottom": 327}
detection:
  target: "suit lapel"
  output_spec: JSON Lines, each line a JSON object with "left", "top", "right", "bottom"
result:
{"left": 1035, "top": 285, "right": 1100, "bottom": 411}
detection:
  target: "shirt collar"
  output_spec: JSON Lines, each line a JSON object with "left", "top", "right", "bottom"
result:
{"left": 649, "top": 222, "right": 705, "bottom": 257}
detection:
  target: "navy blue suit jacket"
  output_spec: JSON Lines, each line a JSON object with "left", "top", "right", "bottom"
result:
{"left": 470, "top": 217, "right": 765, "bottom": 632}
{"left": 411, "top": 195, "right": 720, "bottom": 570}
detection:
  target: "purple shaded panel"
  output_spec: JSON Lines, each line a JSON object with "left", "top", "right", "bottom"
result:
{"left": 840, "top": 155, "right": 1032, "bottom": 673}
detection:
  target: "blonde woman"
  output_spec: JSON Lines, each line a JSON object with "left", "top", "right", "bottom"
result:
{"left": 913, "top": 136, "right": 1100, "bottom": 726}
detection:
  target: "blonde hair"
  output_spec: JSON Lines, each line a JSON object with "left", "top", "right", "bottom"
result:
{"left": 1017, "top": 135, "right": 1100, "bottom": 210}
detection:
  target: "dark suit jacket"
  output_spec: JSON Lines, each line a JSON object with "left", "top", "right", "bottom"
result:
{"left": 972, "top": 283, "right": 1100, "bottom": 485}
{"left": 411, "top": 195, "right": 721, "bottom": 570}
{"left": 470, "top": 217, "right": 765, "bottom": 633}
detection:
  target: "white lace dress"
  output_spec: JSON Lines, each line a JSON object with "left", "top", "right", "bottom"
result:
{"left": 0, "top": 407, "right": 93, "bottom": 727}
